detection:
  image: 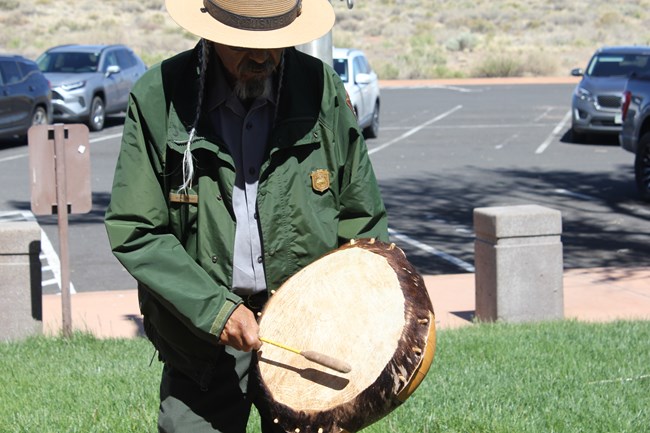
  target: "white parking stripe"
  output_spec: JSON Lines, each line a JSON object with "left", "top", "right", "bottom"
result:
{"left": 0, "top": 131, "right": 123, "bottom": 164}
{"left": 368, "top": 105, "right": 463, "bottom": 155}
{"left": 389, "top": 228, "right": 475, "bottom": 273}
{"left": 554, "top": 188, "right": 598, "bottom": 201}
{"left": 535, "top": 110, "right": 571, "bottom": 154}
{"left": 20, "top": 211, "right": 76, "bottom": 294}
{"left": 0, "top": 153, "right": 28, "bottom": 163}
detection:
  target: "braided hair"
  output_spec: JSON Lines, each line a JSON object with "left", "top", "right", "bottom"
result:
{"left": 178, "top": 40, "right": 286, "bottom": 192}
{"left": 179, "top": 38, "right": 210, "bottom": 194}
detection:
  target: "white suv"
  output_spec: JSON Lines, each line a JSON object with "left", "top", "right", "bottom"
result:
{"left": 333, "top": 47, "right": 380, "bottom": 138}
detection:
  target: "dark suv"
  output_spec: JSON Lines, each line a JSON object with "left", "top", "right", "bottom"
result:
{"left": 0, "top": 54, "right": 52, "bottom": 141}
{"left": 36, "top": 44, "right": 146, "bottom": 131}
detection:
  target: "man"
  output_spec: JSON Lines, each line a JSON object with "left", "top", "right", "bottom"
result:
{"left": 105, "top": 0, "right": 388, "bottom": 431}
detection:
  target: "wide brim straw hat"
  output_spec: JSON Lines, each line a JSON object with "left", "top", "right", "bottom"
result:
{"left": 166, "top": 0, "right": 336, "bottom": 49}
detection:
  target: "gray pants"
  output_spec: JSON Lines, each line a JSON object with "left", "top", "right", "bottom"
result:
{"left": 158, "top": 347, "right": 282, "bottom": 433}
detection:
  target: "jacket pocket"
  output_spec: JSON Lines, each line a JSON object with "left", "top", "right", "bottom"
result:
{"left": 139, "top": 284, "right": 222, "bottom": 389}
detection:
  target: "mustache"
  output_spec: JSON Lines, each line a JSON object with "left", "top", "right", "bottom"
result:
{"left": 239, "top": 59, "right": 276, "bottom": 76}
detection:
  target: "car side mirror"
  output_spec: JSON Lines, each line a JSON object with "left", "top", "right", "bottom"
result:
{"left": 355, "top": 72, "right": 372, "bottom": 85}
{"left": 571, "top": 68, "right": 584, "bottom": 77}
{"left": 106, "top": 65, "right": 121, "bottom": 77}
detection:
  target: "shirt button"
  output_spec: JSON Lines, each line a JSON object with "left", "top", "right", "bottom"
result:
{"left": 249, "top": 167, "right": 256, "bottom": 175}
{"left": 257, "top": 256, "right": 263, "bottom": 263}
{"left": 246, "top": 122, "right": 253, "bottom": 130}
{"left": 211, "top": 255, "right": 218, "bottom": 263}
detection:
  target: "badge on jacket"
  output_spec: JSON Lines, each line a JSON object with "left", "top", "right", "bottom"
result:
{"left": 310, "top": 169, "right": 330, "bottom": 193}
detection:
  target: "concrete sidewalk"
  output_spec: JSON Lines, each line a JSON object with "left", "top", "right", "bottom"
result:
{"left": 41, "top": 267, "right": 650, "bottom": 339}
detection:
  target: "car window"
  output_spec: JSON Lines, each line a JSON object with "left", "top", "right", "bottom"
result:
{"left": 587, "top": 54, "right": 650, "bottom": 77}
{"left": 18, "top": 60, "right": 39, "bottom": 78}
{"left": 358, "top": 55, "right": 371, "bottom": 74}
{"left": 40, "top": 52, "right": 100, "bottom": 73}
{"left": 333, "top": 58, "right": 348, "bottom": 82}
{"left": 353, "top": 56, "right": 365, "bottom": 76}
{"left": 0, "top": 60, "right": 22, "bottom": 85}
{"left": 103, "top": 51, "right": 119, "bottom": 71}
{"left": 116, "top": 49, "right": 137, "bottom": 69}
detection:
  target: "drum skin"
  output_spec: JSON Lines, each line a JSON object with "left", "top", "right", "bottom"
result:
{"left": 255, "top": 238, "right": 436, "bottom": 433}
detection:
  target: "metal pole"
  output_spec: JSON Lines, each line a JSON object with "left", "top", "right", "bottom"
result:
{"left": 53, "top": 124, "right": 72, "bottom": 337}
{"left": 296, "top": 32, "right": 333, "bottom": 66}
{"left": 296, "top": 0, "right": 354, "bottom": 65}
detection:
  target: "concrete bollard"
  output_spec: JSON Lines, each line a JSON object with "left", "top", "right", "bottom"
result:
{"left": 0, "top": 221, "right": 42, "bottom": 341}
{"left": 474, "top": 205, "right": 563, "bottom": 323}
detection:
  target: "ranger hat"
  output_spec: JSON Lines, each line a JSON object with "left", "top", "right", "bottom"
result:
{"left": 166, "top": 0, "right": 336, "bottom": 49}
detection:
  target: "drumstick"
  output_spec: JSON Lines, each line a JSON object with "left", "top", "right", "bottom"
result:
{"left": 260, "top": 337, "right": 352, "bottom": 374}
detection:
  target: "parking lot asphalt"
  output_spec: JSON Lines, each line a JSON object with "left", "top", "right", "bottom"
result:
{"left": 36, "top": 77, "right": 649, "bottom": 339}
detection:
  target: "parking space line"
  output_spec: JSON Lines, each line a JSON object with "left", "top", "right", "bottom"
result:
{"left": 19, "top": 211, "right": 76, "bottom": 294}
{"left": 389, "top": 227, "right": 475, "bottom": 273}
{"left": 535, "top": 110, "right": 571, "bottom": 154}
{"left": 554, "top": 188, "right": 598, "bottom": 201}
{"left": 0, "top": 131, "right": 123, "bottom": 164}
{"left": 0, "top": 153, "right": 28, "bottom": 163}
{"left": 368, "top": 105, "right": 463, "bottom": 155}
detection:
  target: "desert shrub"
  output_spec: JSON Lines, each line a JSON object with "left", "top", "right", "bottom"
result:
{"left": 522, "top": 51, "right": 559, "bottom": 76}
{"left": 0, "top": 0, "right": 19, "bottom": 10}
{"left": 473, "top": 54, "right": 525, "bottom": 77}
{"left": 374, "top": 61, "right": 400, "bottom": 80}
{"left": 445, "top": 33, "right": 479, "bottom": 52}
{"left": 598, "top": 11, "right": 622, "bottom": 27}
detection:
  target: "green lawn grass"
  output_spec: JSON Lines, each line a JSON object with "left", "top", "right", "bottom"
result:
{"left": 1, "top": 321, "right": 649, "bottom": 432}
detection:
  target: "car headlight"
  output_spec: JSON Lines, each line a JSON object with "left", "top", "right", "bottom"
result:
{"left": 575, "top": 87, "right": 593, "bottom": 102}
{"left": 61, "top": 81, "right": 86, "bottom": 91}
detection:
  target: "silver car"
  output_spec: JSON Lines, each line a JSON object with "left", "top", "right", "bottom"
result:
{"left": 333, "top": 47, "right": 380, "bottom": 138}
{"left": 36, "top": 44, "right": 146, "bottom": 131}
{"left": 570, "top": 46, "right": 650, "bottom": 142}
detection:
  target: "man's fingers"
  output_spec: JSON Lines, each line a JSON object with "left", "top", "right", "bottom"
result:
{"left": 220, "top": 304, "right": 261, "bottom": 351}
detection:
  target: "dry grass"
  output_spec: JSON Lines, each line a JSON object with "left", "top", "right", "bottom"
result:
{"left": 2, "top": 0, "right": 650, "bottom": 78}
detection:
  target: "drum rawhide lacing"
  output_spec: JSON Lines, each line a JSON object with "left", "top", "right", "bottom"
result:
{"left": 255, "top": 238, "right": 436, "bottom": 433}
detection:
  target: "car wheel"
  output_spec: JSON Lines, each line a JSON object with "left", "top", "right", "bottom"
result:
{"left": 31, "top": 106, "right": 48, "bottom": 126}
{"left": 87, "top": 96, "right": 105, "bottom": 132}
{"left": 635, "top": 132, "right": 650, "bottom": 202}
{"left": 363, "top": 101, "right": 380, "bottom": 139}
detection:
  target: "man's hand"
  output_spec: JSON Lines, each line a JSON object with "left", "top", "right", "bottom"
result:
{"left": 219, "top": 304, "right": 262, "bottom": 352}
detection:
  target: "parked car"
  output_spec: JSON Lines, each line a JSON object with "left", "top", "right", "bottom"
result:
{"left": 0, "top": 54, "right": 52, "bottom": 141}
{"left": 619, "top": 70, "right": 650, "bottom": 202}
{"left": 333, "top": 47, "right": 380, "bottom": 138}
{"left": 36, "top": 44, "right": 147, "bottom": 131}
{"left": 570, "top": 46, "right": 650, "bottom": 142}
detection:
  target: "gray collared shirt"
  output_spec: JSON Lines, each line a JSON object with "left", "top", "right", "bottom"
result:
{"left": 207, "top": 68, "right": 276, "bottom": 296}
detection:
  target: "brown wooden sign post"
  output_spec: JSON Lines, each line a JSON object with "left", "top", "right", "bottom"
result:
{"left": 28, "top": 124, "right": 91, "bottom": 337}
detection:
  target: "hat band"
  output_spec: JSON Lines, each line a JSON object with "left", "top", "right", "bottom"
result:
{"left": 201, "top": 0, "right": 302, "bottom": 31}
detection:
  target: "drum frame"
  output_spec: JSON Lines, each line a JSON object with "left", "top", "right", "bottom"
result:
{"left": 255, "top": 238, "right": 436, "bottom": 433}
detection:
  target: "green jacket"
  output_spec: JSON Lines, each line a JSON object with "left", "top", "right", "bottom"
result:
{"left": 104, "top": 45, "right": 388, "bottom": 382}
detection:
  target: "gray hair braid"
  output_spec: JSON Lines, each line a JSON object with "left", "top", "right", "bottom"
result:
{"left": 273, "top": 50, "right": 285, "bottom": 126}
{"left": 179, "top": 38, "right": 210, "bottom": 193}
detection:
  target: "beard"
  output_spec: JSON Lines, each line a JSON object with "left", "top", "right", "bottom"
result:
{"left": 233, "top": 59, "right": 276, "bottom": 101}
{"left": 233, "top": 76, "right": 272, "bottom": 101}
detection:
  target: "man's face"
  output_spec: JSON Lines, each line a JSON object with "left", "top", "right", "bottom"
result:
{"left": 212, "top": 43, "right": 284, "bottom": 100}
